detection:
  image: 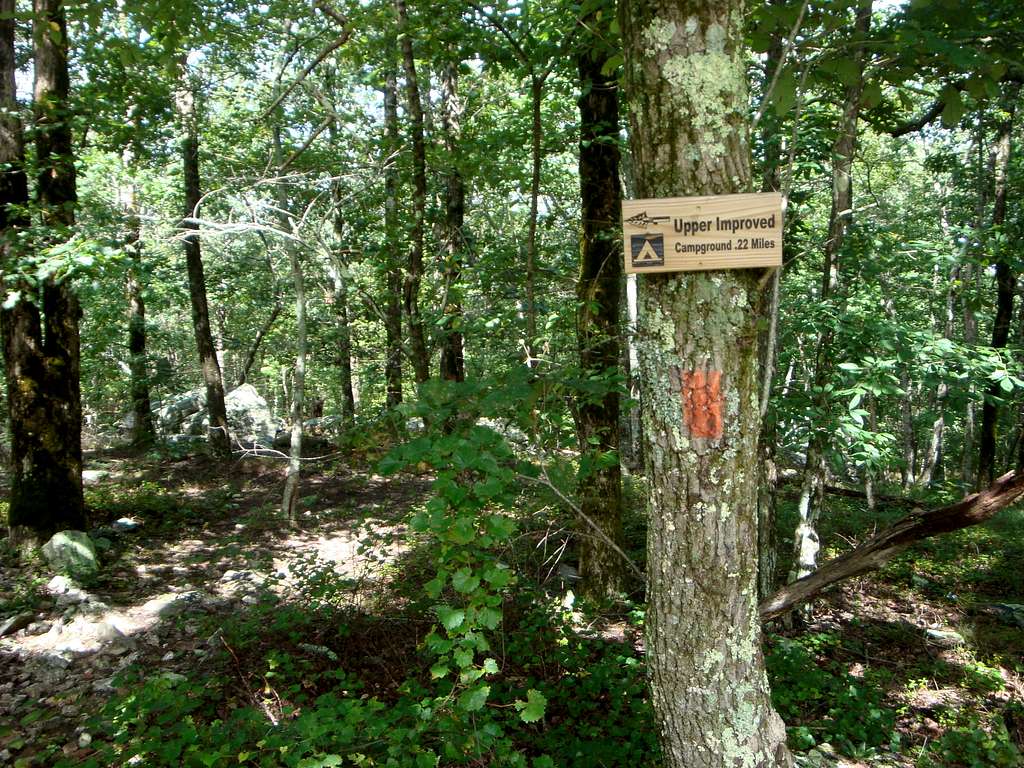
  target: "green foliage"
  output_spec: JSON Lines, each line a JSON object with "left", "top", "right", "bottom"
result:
{"left": 918, "top": 712, "right": 1021, "bottom": 768}
{"left": 766, "top": 633, "right": 897, "bottom": 757}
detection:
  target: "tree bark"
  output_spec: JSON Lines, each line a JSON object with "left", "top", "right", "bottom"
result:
{"left": 1, "top": 0, "right": 87, "bottom": 543}
{"left": 525, "top": 75, "right": 542, "bottom": 365}
{"left": 620, "top": 1, "right": 792, "bottom": 765}
{"left": 791, "top": 0, "right": 872, "bottom": 582}
{"left": 394, "top": 0, "right": 430, "bottom": 384}
{"left": 978, "top": 91, "right": 1017, "bottom": 487}
{"left": 176, "top": 63, "right": 231, "bottom": 458}
{"left": 439, "top": 56, "right": 466, "bottom": 383}
{"left": 761, "top": 470, "right": 1024, "bottom": 621}
{"left": 574, "top": 4, "right": 625, "bottom": 600}
{"left": 122, "top": 148, "right": 156, "bottom": 447}
{"left": 383, "top": 68, "right": 404, "bottom": 409}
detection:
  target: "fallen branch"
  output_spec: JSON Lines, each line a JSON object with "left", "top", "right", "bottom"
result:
{"left": 759, "top": 470, "right": 1024, "bottom": 621}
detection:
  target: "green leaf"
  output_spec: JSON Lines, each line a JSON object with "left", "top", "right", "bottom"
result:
{"left": 940, "top": 87, "right": 964, "bottom": 128}
{"left": 437, "top": 606, "right": 465, "bottom": 632}
{"left": 515, "top": 689, "right": 547, "bottom": 723}
{"left": 458, "top": 684, "right": 490, "bottom": 712}
{"left": 483, "top": 564, "right": 511, "bottom": 589}
{"left": 430, "top": 662, "right": 449, "bottom": 679}
{"left": 483, "top": 657, "right": 499, "bottom": 674}
{"left": 452, "top": 569, "right": 481, "bottom": 594}
{"left": 424, "top": 576, "right": 445, "bottom": 599}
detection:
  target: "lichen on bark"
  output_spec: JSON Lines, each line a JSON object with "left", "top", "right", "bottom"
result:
{"left": 620, "top": 0, "right": 793, "bottom": 765}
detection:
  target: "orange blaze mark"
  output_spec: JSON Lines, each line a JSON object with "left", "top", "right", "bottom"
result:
{"left": 680, "top": 369, "right": 724, "bottom": 439}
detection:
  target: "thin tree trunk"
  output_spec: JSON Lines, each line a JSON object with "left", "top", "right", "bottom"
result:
{"left": 328, "top": 248, "right": 356, "bottom": 426}
{"left": 122, "top": 152, "right": 156, "bottom": 447}
{"left": 439, "top": 56, "right": 466, "bottom": 383}
{"left": 525, "top": 76, "right": 542, "bottom": 364}
{"left": 978, "top": 92, "right": 1017, "bottom": 486}
{"left": 575, "top": 5, "right": 625, "bottom": 600}
{"left": 383, "top": 69, "right": 403, "bottom": 409}
{"left": 273, "top": 127, "right": 305, "bottom": 524}
{"left": 1, "top": 0, "right": 87, "bottom": 544}
{"left": 176, "top": 63, "right": 231, "bottom": 458}
{"left": 394, "top": 0, "right": 430, "bottom": 384}
{"left": 919, "top": 263, "right": 957, "bottom": 486}
{"left": 900, "top": 367, "right": 916, "bottom": 488}
{"left": 236, "top": 301, "right": 281, "bottom": 387}
{"left": 791, "top": 0, "right": 872, "bottom": 583}
{"left": 620, "top": 0, "right": 792, "bottom": 764}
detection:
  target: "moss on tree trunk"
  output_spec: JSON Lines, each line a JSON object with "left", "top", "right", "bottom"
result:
{"left": 619, "top": 0, "right": 792, "bottom": 764}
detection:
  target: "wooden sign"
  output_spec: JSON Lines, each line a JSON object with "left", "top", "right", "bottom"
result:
{"left": 622, "top": 192, "right": 783, "bottom": 274}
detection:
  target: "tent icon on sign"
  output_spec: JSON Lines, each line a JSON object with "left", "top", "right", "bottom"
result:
{"left": 631, "top": 233, "right": 664, "bottom": 267}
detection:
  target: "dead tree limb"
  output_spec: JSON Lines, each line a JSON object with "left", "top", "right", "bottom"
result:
{"left": 759, "top": 470, "right": 1024, "bottom": 621}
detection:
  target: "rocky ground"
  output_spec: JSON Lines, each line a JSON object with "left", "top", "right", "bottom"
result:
{"left": 0, "top": 452, "right": 427, "bottom": 766}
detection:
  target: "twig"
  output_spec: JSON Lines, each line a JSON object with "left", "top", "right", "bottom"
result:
{"left": 518, "top": 469, "right": 644, "bottom": 580}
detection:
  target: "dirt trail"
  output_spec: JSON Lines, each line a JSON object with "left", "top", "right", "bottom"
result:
{"left": 0, "top": 453, "right": 428, "bottom": 765}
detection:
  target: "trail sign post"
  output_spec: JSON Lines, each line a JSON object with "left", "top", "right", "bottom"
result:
{"left": 622, "top": 192, "right": 783, "bottom": 273}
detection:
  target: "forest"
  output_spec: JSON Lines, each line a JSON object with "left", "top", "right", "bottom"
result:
{"left": 0, "top": 0, "right": 1022, "bottom": 766}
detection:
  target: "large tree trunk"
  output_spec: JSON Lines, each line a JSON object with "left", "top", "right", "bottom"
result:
{"left": 977, "top": 92, "right": 1017, "bottom": 487}
{"left": 1, "top": 0, "right": 87, "bottom": 544}
{"left": 574, "top": 5, "right": 625, "bottom": 600}
{"left": 394, "top": 0, "right": 430, "bottom": 384}
{"left": 383, "top": 69, "right": 404, "bottom": 409}
{"left": 439, "top": 57, "right": 466, "bottom": 383}
{"left": 176, "top": 64, "right": 231, "bottom": 458}
{"left": 791, "top": 0, "right": 872, "bottom": 582}
{"left": 620, "top": 1, "right": 792, "bottom": 765}
{"left": 122, "top": 148, "right": 156, "bottom": 447}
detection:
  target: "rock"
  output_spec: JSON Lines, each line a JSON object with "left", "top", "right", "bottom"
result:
{"left": 78, "top": 733, "right": 92, "bottom": 749}
{"left": 925, "top": 628, "right": 965, "bottom": 648}
{"left": 112, "top": 517, "right": 142, "bottom": 533}
{"left": 155, "top": 388, "right": 206, "bottom": 433}
{"left": 41, "top": 532, "right": 99, "bottom": 579}
{"left": 0, "top": 612, "right": 34, "bottom": 637}
{"left": 142, "top": 590, "right": 209, "bottom": 619}
{"left": 158, "top": 671, "right": 187, "bottom": 685}
{"left": 976, "top": 602, "right": 1024, "bottom": 629}
{"left": 81, "top": 469, "right": 110, "bottom": 485}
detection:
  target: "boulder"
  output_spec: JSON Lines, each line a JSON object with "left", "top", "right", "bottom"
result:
{"left": 154, "top": 388, "right": 206, "bottom": 433}
{"left": 179, "top": 384, "right": 282, "bottom": 447}
{"left": 0, "top": 612, "right": 34, "bottom": 637}
{"left": 41, "top": 531, "right": 99, "bottom": 580}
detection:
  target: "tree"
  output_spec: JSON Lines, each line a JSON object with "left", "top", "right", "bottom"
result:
{"left": 574, "top": 0, "right": 626, "bottom": 600}
{"left": 176, "top": 61, "right": 231, "bottom": 459}
{"left": 619, "top": 0, "right": 792, "bottom": 764}
{"left": 2, "top": 0, "right": 88, "bottom": 545}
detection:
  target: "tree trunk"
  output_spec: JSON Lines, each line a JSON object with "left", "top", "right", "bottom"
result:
{"left": 394, "top": 0, "right": 430, "bottom": 384}
{"left": 176, "top": 63, "right": 231, "bottom": 458}
{"left": 791, "top": 0, "right": 872, "bottom": 582}
{"left": 525, "top": 76, "right": 543, "bottom": 365}
{"left": 1, "top": 0, "right": 87, "bottom": 544}
{"left": 328, "top": 247, "right": 356, "bottom": 426}
{"left": 978, "top": 92, "right": 1017, "bottom": 487}
{"left": 574, "top": 5, "right": 625, "bottom": 600}
{"left": 919, "top": 263, "right": 957, "bottom": 487}
{"left": 383, "top": 69, "right": 404, "bottom": 409}
{"left": 273, "top": 127, "right": 305, "bottom": 524}
{"left": 236, "top": 300, "right": 281, "bottom": 387}
{"left": 439, "top": 56, "right": 466, "bottom": 383}
{"left": 122, "top": 149, "right": 156, "bottom": 447}
{"left": 620, "top": 1, "right": 792, "bottom": 765}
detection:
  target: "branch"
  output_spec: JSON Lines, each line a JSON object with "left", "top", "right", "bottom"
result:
{"left": 889, "top": 93, "right": 953, "bottom": 138}
{"left": 759, "top": 470, "right": 1024, "bottom": 621}
{"left": 259, "top": 16, "right": 350, "bottom": 122}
